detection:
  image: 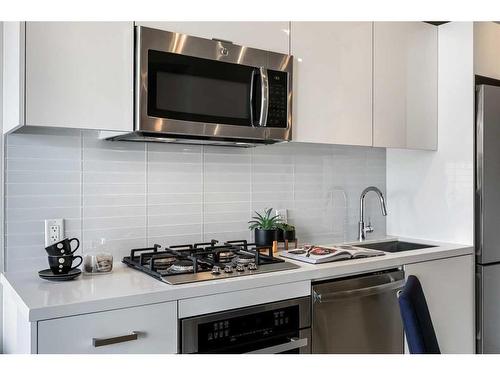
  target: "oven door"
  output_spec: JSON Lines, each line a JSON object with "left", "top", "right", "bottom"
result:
{"left": 136, "top": 26, "right": 293, "bottom": 143}
{"left": 180, "top": 297, "right": 311, "bottom": 354}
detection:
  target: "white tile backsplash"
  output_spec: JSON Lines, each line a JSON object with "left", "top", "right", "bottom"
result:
{"left": 5, "top": 129, "right": 82, "bottom": 272}
{"left": 4, "top": 130, "right": 386, "bottom": 272}
{"left": 82, "top": 131, "right": 147, "bottom": 258}
{"left": 147, "top": 142, "right": 203, "bottom": 247}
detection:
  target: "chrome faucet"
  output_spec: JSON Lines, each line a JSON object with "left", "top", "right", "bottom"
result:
{"left": 358, "top": 186, "right": 387, "bottom": 241}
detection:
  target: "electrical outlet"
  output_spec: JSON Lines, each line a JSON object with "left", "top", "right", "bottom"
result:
{"left": 275, "top": 209, "right": 288, "bottom": 223}
{"left": 45, "top": 219, "right": 65, "bottom": 247}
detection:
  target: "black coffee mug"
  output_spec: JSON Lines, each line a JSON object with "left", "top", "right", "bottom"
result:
{"left": 48, "top": 255, "right": 83, "bottom": 274}
{"left": 45, "top": 238, "right": 80, "bottom": 256}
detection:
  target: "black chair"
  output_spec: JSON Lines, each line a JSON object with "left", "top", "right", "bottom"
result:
{"left": 398, "top": 275, "right": 440, "bottom": 354}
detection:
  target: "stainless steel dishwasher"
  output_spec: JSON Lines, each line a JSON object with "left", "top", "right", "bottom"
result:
{"left": 312, "top": 268, "right": 405, "bottom": 354}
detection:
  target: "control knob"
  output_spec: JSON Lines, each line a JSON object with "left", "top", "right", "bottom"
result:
{"left": 248, "top": 263, "right": 258, "bottom": 270}
{"left": 211, "top": 266, "right": 221, "bottom": 275}
{"left": 236, "top": 264, "right": 245, "bottom": 272}
{"left": 224, "top": 265, "right": 233, "bottom": 273}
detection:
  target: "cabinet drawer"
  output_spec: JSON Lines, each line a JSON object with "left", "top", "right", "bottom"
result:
{"left": 37, "top": 302, "right": 177, "bottom": 354}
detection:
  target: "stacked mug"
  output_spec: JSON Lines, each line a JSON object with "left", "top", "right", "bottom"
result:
{"left": 44, "top": 238, "right": 82, "bottom": 275}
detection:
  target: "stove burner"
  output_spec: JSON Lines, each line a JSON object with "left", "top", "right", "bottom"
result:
{"left": 148, "top": 256, "right": 176, "bottom": 270}
{"left": 168, "top": 260, "right": 194, "bottom": 273}
{"left": 218, "top": 251, "right": 236, "bottom": 263}
{"left": 234, "top": 253, "right": 255, "bottom": 265}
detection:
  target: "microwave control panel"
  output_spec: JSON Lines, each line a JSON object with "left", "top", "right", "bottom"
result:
{"left": 267, "top": 70, "right": 289, "bottom": 128}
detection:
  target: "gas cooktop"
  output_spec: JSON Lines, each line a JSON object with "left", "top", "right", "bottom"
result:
{"left": 122, "top": 239, "right": 300, "bottom": 285}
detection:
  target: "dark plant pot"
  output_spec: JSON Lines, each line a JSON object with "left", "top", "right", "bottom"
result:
{"left": 282, "top": 229, "right": 296, "bottom": 241}
{"left": 254, "top": 229, "right": 278, "bottom": 247}
{"left": 276, "top": 229, "right": 284, "bottom": 242}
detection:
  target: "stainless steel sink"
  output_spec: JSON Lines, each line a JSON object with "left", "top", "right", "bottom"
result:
{"left": 356, "top": 240, "right": 436, "bottom": 253}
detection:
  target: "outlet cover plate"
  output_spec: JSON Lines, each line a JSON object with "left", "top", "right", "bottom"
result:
{"left": 275, "top": 209, "right": 288, "bottom": 223}
{"left": 44, "top": 218, "right": 65, "bottom": 247}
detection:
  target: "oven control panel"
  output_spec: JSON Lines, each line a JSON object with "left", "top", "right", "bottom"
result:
{"left": 197, "top": 305, "right": 299, "bottom": 353}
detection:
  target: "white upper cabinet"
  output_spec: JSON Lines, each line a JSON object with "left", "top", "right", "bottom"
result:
{"left": 291, "top": 22, "right": 373, "bottom": 146}
{"left": 135, "top": 22, "right": 290, "bottom": 54}
{"left": 373, "top": 22, "right": 438, "bottom": 150}
{"left": 474, "top": 22, "right": 500, "bottom": 80}
{"left": 26, "top": 22, "right": 134, "bottom": 131}
{"left": 3, "top": 22, "right": 134, "bottom": 133}
{"left": 2, "top": 22, "right": 25, "bottom": 134}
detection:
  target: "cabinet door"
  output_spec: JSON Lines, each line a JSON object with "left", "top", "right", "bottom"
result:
{"left": 291, "top": 22, "right": 372, "bottom": 146}
{"left": 38, "top": 302, "right": 178, "bottom": 354}
{"left": 135, "top": 22, "right": 290, "bottom": 54}
{"left": 373, "top": 22, "right": 438, "bottom": 150}
{"left": 25, "top": 22, "right": 133, "bottom": 131}
{"left": 474, "top": 22, "right": 500, "bottom": 80}
{"left": 2, "top": 22, "right": 25, "bottom": 134}
{"left": 404, "top": 255, "right": 474, "bottom": 353}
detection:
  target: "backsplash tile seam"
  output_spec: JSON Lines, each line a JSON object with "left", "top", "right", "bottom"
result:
{"left": 201, "top": 144, "right": 205, "bottom": 241}
{"left": 80, "top": 130, "right": 84, "bottom": 256}
{"left": 145, "top": 142, "right": 149, "bottom": 245}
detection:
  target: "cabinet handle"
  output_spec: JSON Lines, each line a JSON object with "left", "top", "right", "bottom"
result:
{"left": 92, "top": 331, "right": 139, "bottom": 347}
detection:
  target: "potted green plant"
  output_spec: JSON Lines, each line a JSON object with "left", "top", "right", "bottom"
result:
{"left": 277, "top": 222, "right": 296, "bottom": 242}
{"left": 248, "top": 208, "right": 281, "bottom": 246}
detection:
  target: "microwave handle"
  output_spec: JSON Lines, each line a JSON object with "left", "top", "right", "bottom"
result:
{"left": 258, "top": 67, "right": 269, "bottom": 127}
{"left": 249, "top": 69, "right": 256, "bottom": 127}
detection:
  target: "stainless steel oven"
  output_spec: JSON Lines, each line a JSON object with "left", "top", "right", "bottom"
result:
{"left": 180, "top": 297, "right": 311, "bottom": 354}
{"left": 107, "top": 26, "right": 293, "bottom": 146}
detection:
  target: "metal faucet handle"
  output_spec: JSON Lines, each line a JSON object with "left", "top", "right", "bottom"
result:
{"left": 364, "top": 224, "right": 374, "bottom": 234}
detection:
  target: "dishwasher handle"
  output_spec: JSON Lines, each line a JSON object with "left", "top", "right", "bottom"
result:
{"left": 313, "top": 279, "right": 405, "bottom": 303}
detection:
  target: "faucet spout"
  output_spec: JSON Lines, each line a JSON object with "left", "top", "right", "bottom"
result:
{"left": 358, "top": 186, "right": 387, "bottom": 241}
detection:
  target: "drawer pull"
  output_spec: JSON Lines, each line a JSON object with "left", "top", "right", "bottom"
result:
{"left": 92, "top": 331, "right": 139, "bottom": 347}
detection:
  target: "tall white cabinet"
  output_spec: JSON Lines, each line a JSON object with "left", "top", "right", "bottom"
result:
{"left": 291, "top": 22, "right": 373, "bottom": 146}
{"left": 3, "top": 22, "right": 134, "bottom": 133}
{"left": 373, "top": 22, "right": 438, "bottom": 150}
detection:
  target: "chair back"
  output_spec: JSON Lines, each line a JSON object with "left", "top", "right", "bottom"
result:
{"left": 398, "top": 275, "right": 440, "bottom": 354}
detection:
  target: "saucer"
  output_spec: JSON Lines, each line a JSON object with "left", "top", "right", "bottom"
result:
{"left": 38, "top": 268, "right": 81, "bottom": 281}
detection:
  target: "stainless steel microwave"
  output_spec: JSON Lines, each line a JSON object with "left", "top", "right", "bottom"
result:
{"left": 106, "top": 26, "right": 293, "bottom": 146}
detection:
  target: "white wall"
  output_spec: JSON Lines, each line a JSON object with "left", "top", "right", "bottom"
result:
{"left": 386, "top": 22, "right": 474, "bottom": 245}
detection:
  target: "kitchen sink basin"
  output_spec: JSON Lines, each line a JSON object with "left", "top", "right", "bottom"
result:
{"left": 357, "top": 240, "right": 436, "bottom": 253}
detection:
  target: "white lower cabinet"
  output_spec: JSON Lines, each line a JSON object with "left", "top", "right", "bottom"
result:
{"left": 37, "top": 301, "right": 178, "bottom": 354}
{"left": 403, "top": 255, "right": 475, "bottom": 354}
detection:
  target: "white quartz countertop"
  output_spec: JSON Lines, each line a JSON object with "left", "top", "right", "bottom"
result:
{"left": 0, "top": 237, "right": 473, "bottom": 321}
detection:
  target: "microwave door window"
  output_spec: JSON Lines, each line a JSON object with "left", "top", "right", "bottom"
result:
{"left": 148, "top": 50, "right": 254, "bottom": 126}
{"left": 155, "top": 73, "right": 249, "bottom": 120}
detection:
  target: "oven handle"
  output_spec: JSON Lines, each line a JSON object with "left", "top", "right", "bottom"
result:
{"left": 245, "top": 337, "right": 308, "bottom": 354}
{"left": 258, "top": 67, "right": 269, "bottom": 127}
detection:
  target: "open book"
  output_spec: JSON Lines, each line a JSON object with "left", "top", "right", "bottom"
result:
{"left": 280, "top": 245, "right": 385, "bottom": 264}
